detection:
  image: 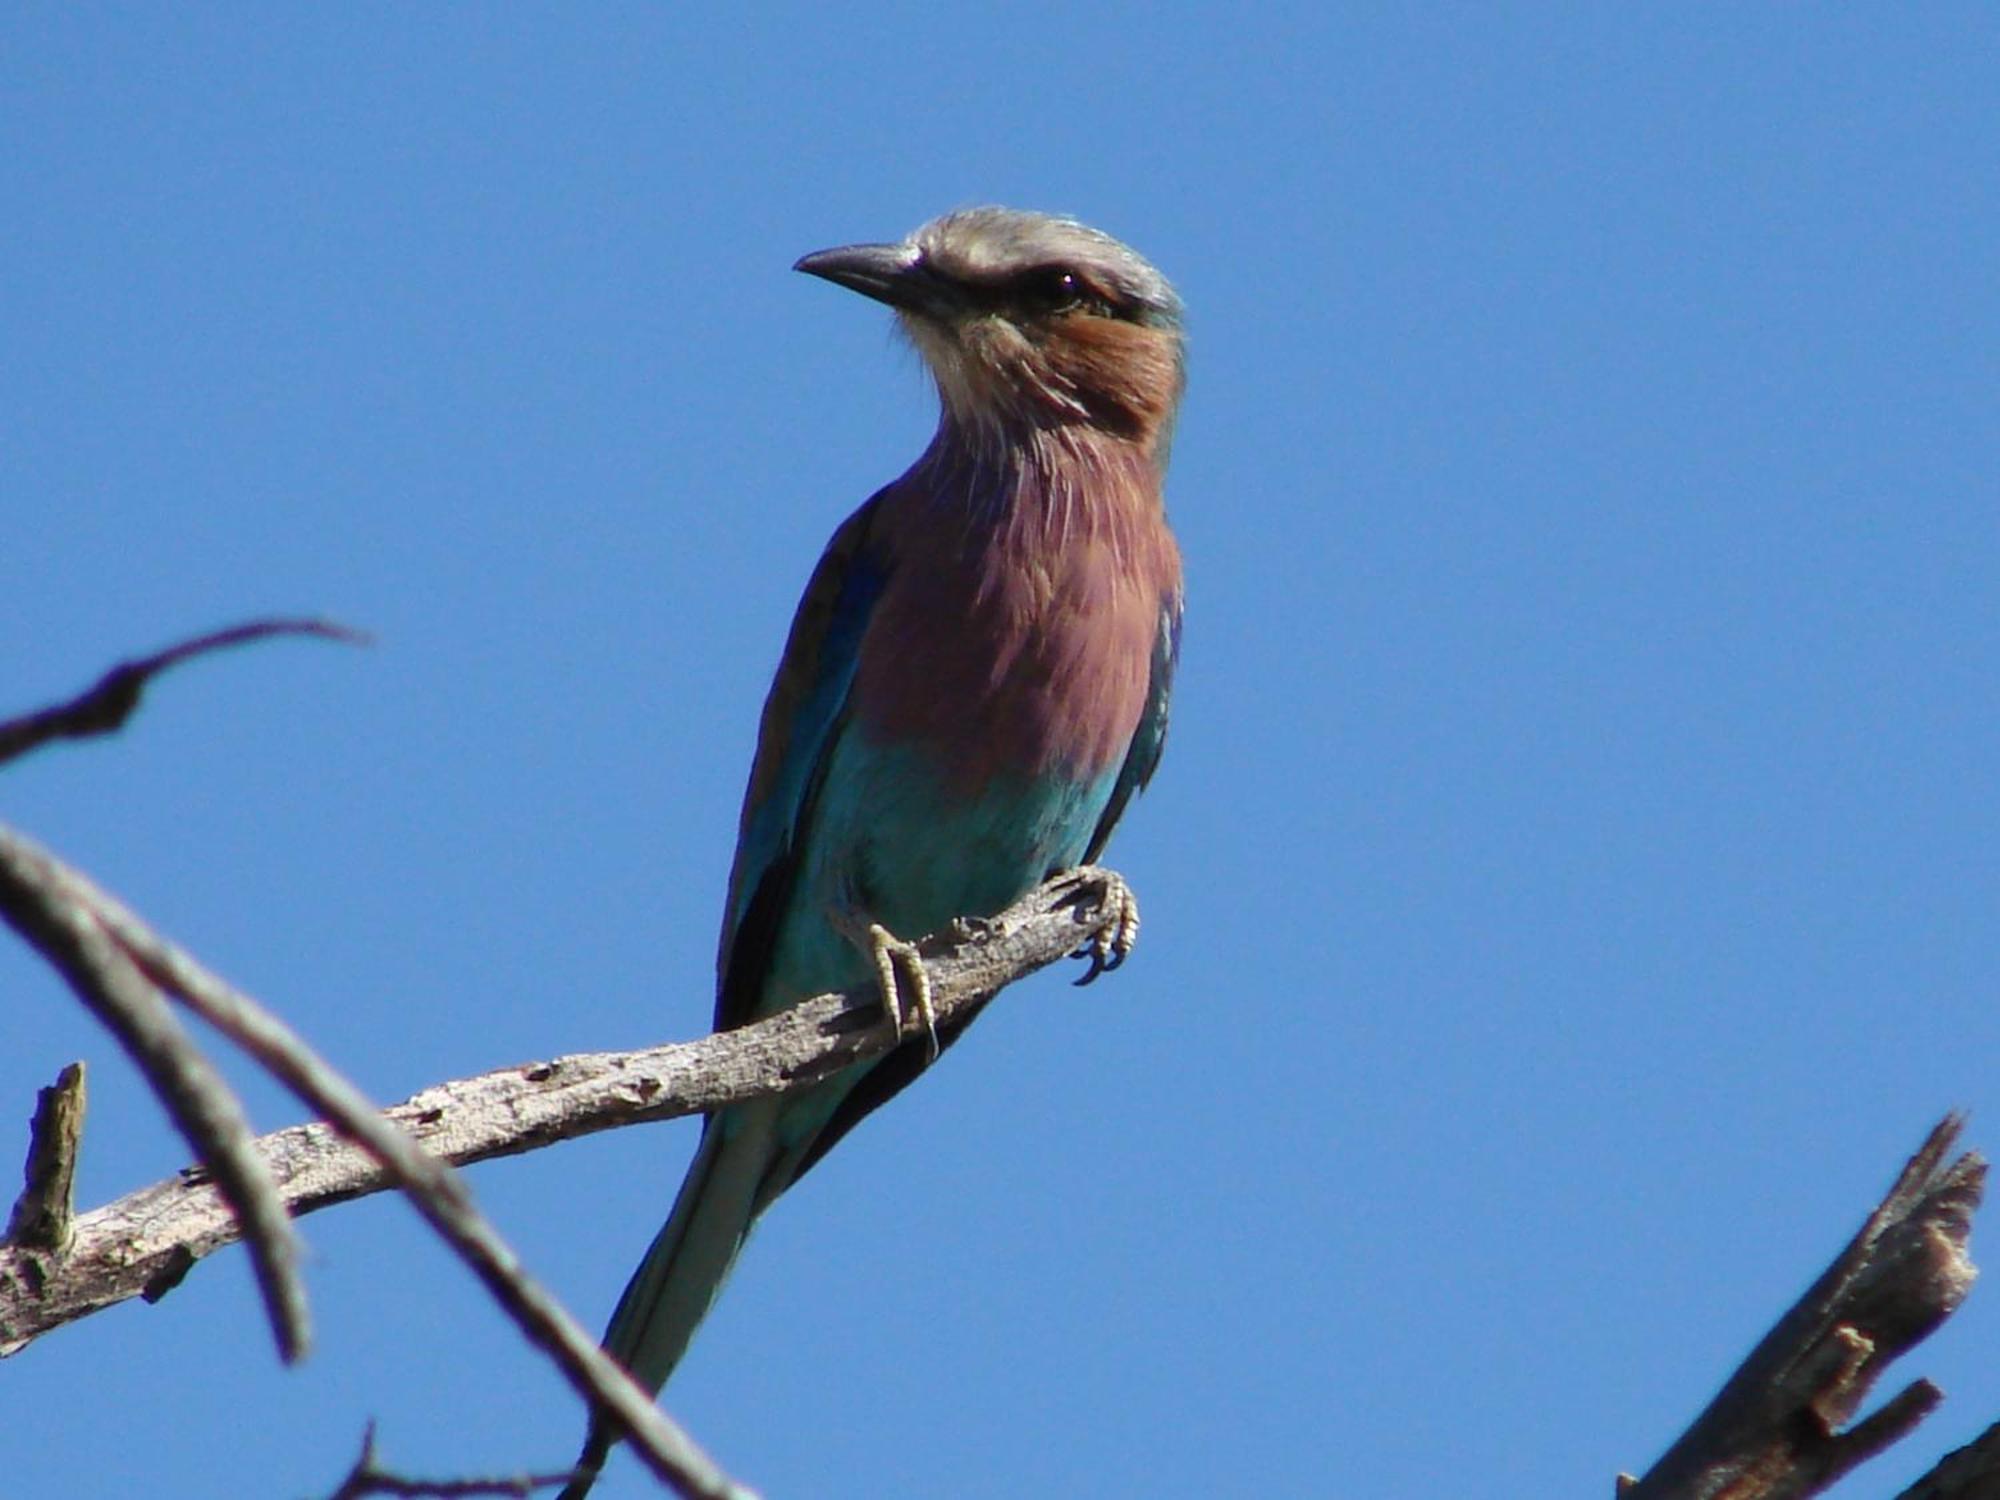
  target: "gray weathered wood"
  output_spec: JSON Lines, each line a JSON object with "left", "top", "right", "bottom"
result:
{"left": 1623, "top": 1118, "right": 1984, "bottom": 1500}
{"left": 0, "top": 865, "right": 1125, "bottom": 1359}
{"left": 5, "top": 1063, "right": 86, "bottom": 1254}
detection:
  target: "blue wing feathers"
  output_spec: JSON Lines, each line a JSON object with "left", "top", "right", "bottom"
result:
{"left": 1085, "top": 593, "right": 1181, "bottom": 862}
{"left": 716, "top": 492, "right": 890, "bottom": 1030}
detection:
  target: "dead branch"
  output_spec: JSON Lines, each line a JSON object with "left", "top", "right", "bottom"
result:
{"left": 1892, "top": 1421, "right": 2000, "bottom": 1499}
{"left": 0, "top": 617, "right": 366, "bottom": 767}
{"left": 326, "top": 1422, "right": 578, "bottom": 1498}
{"left": 0, "top": 822, "right": 1121, "bottom": 1498}
{"left": 0, "top": 832, "right": 312, "bottom": 1362}
{"left": 1622, "top": 1117, "right": 1985, "bottom": 1499}
{"left": 0, "top": 849, "right": 1113, "bottom": 1358}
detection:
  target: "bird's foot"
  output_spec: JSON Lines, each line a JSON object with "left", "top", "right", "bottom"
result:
{"left": 1053, "top": 866, "right": 1142, "bottom": 986}
{"left": 868, "top": 923, "right": 940, "bottom": 1062}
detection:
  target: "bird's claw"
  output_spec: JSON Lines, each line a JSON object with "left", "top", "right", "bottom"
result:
{"left": 1054, "top": 867, "right": 1141, "bottom": 986}
{"left": 868, "top": 923, "right": 940, "bottom": 1062}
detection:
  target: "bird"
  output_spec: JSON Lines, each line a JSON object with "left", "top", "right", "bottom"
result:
{"left": 561, "top": 206, "right": 1185, "bottom": 1496}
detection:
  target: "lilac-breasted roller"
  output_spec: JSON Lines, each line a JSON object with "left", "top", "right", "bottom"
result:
{"left": 564, "top": 207, "right": 1184, "bottom": 1494}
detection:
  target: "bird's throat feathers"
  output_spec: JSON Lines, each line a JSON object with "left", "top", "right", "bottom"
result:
{"left": 904, "top": 306, "right": 1184, "bottom": 455}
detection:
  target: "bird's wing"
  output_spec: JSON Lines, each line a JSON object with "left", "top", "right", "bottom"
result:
{"left": 715, "top": 490, "right": 890, "bottom": 1033}
{"left": 1084, "top": 589, "right": 1182, "bottom": 862}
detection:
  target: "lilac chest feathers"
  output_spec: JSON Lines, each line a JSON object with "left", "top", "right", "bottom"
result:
{"left": 852, "top": 438, "right": 1179, "bottom": 793}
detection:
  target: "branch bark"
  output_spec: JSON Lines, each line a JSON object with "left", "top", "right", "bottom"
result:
{"left": 0, "top": 617, "right": 365, "bottom": 767}
{"left": 0, "top": 832, "right": 314, "bottom": 1362}
{"left": 0, "top": 855, "right": 1116, "bottom": 1358}
{"left": 5, "top": 1063, "right": 86, "bottom": 1253}
{"left": 1891, "top": 1421, "right": 2000, "bottom": 1500}
{"left": 0, "top": 817, "right": 1125, "bottom": 1498}
{"left": 1623, "top": 1117, "right": 1985, "bottom": 1499}
{"left": 325, "top": 1421, "right": 580, "bottom": 1498}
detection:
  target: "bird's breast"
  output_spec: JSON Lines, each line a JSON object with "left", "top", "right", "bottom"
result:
{"left": 850, "top": 476, "right": 1174, "bottom": 795}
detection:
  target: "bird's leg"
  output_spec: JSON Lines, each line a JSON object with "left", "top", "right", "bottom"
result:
{"left": 1050, "top": 865, "right": 1142, "bottom": 986}
{"left": 867, "top": 923, "right": 940, "bottom": 1062}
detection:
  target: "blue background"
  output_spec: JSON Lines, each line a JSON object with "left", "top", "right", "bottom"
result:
{"left": 4, "top": 7, "right": 1996, "bottom": 1496}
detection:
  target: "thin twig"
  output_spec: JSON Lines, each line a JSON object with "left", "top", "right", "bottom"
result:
{"left": 1623, "top": 1117, "right": 1985, "bottom": 1500}
{"left": 0, "top": 616, "right": 368, "bottom": 767}
{"left": 0, "top": 833, "right": 312, "bottom": 1363}
{"left": 327, "top": 1421, "right": 579, "bottom": 1498}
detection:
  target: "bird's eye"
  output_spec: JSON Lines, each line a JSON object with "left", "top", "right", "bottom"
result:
{"left": 1020, "top": 265, "right": 1091, "bottom": 315}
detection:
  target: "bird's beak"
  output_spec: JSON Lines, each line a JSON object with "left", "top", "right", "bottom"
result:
{"left": 794, "top": 242, "right": 960, "bottom": 319}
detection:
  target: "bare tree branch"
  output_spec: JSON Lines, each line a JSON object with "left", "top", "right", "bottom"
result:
{"left": 1, "top": 816, "right": 1126, "bottom": 1496}
{"left": 326, "top": 1422, "right": 578, "bottom": 1498}
{"left": 1892, "top": 1421, "right": 2000, "bottom": 1499}
{"left": 0, "top": 855, "right": 1117, "bottom": 1355}
{"left": 1622, "top": 1116, "right": 1985, "bottom": 1500}
{"left": 0, "top": 827, "right": 786, "bottom": 1500}
{"left": 0, "top": 856, "right": 1118, "bottom": 1356}
{"left": 0, "top": 832, "right": 313, "bottom": 1362}
{"left": 0, "top": 617, "right": 366, "bottom": 767}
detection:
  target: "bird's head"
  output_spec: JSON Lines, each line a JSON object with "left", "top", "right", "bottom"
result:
{"left": 796, "top": 207, "right": 1184, "bottom": 451}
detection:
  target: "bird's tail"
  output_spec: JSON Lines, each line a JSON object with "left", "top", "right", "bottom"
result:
{"left": 560, "top": 1100, "right": 782, "bottom": 1499}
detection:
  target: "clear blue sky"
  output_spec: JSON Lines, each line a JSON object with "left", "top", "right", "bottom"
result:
{"left": 4, "top": 7, "right": 1996, "bottom": 1496}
